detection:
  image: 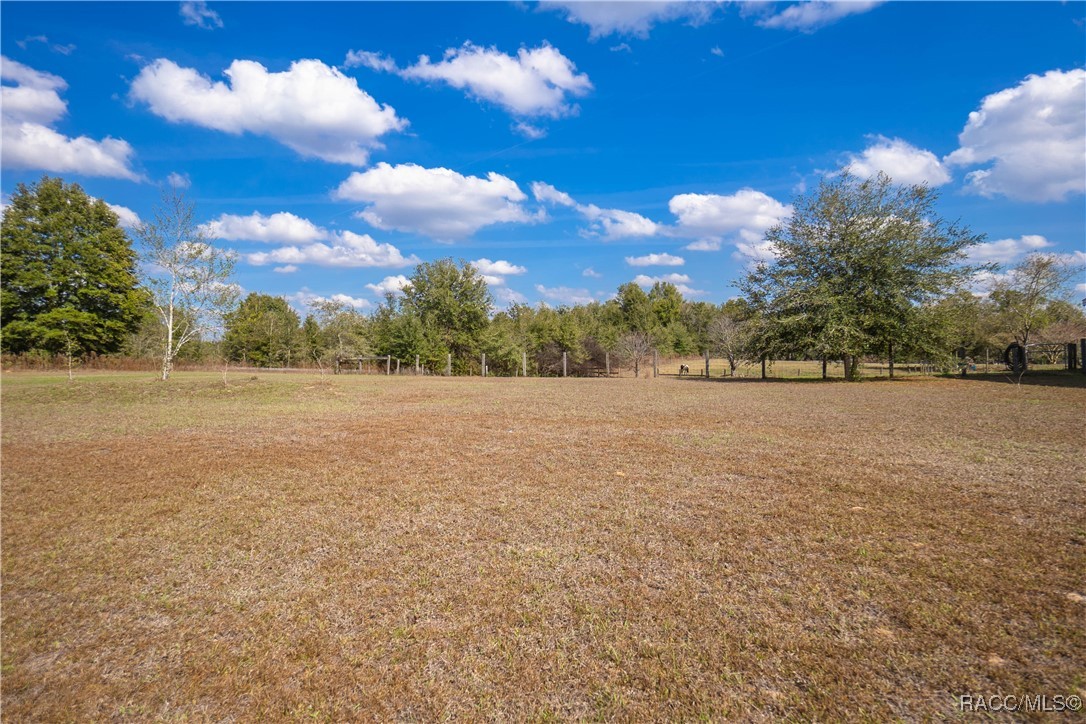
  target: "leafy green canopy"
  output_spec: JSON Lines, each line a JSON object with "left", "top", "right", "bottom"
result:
{"left": 1, "top": 176, "right": 143, "bottom": 355}
{"left": 304, "top": 299, "right": 369, "bottom": 365}
{"left": 740, "top": 172, "right": 987, "bottom": 371}
{"left": 396, "top": 259, "right": 492, "bottom": 373}
{"left": 223, "top": 292, "right": 302, "bottom": 367}
{"left": 366, "top": 267, "right": 723, "bottom": 376}
{"left": 989, "top": 252, "right": 1081, "bottom": 347}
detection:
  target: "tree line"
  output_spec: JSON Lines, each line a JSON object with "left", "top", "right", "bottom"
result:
{"left": 3, "top": 174, "right": 1082, "bottom": 380}
{"left": 221, "top": 267, "right": 752, "bottom": 376}
{"left": 2, "top": 177, "right": 237, "bottom": 380}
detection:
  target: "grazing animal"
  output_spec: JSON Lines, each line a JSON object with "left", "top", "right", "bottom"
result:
{"left": 679, "top": 364, "right": 690, "bottom": 376}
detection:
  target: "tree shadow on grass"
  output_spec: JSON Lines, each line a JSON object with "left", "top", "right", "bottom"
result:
{"left": 672, "top": 375, "right": 851, "bottom": 385}
{"left": 671, "top": 372, "right": 1086, "bottom": 388}
{"left": 952, "top": 371, "right": 1086, "bottom": 388}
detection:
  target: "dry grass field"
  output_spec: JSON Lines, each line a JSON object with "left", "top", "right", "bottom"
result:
{"left": 2, "top": 371, "right": 1084, "bottom": 720}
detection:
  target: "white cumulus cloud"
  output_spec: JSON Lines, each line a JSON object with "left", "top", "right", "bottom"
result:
{"left": 540, "top": 1, "right": 716, "bottom": 39}
{"left": 632, "top": 272, "right": 689, "bottom": 285}
{"left": 1, "top": 56, "right": 141, "bottom": 180}
{"left": 845, "top": 136, "right": 951, "bottom": 187}
{"left": 472, "top": 258, "right": 527, "bottom": 276}
{"left": 344, "top": 50, "right": 397, "bottom": 73}
{"left": 247, "top": 230, "right": 417, "bottom": 269}
{"left": 344, "top": 42, "right": 590, "bottom": 132}
{"left": 669, "top": 188, "right": 790, "bottom": 242}
{"left": 334, "top": 162, "right": 537, "bottom": 241}
{"left": 684, "top": 238, "right": 722, "bottom": 251}
{"left": 167, "top": 171, "right": 191, "bottom": 189}
{"left": 535, "top": 284, "right": 597, "bottom": 306}
{"left": 581, "top": 205, "right": 658, "bottom": 240}
{"left": 530, "top": 181, "right": 578, "bottom": 208}
{"left": 202, "top": 211, "right": 327, "bottom": 244}
{"left": 758, "top": 1, "right": 883, "bottom": 32}
{"left": 626, "top": 253, "right": 684, "bottom": 267}
{"left": 106, "top": 203, "right": 141, "bottom": 228}
{"left": 493, "top": 286, "right": 528, "bottom": 306}
{"left": 513, "top": 121, "right": 547, "bottom": 139}
{"left": 945, "top": 68, "right": 1086, "bottom": 202}
{"left": 399, "top": 42, "right": 592, "bottom": 119}
{"left": 473, "top": 258, "right": 526, "bottom": 287}
{"left": 967, "top": 235, "right": 1053, "bottom": 264}
{"left": 531, "top": 181, "right": 658, "bottom": 240}
{"left": 1, "top": 125, "right": 141, "bottom": 181}
{"left": 287, "top": 290, "right": 372, "bottom": 312}
{"left": 179, "top": 1, "right": 223, "bottom": 29}
{"left": 582, "top": 267, "right": 602, "bottom": 278}
{"left": 365, "top": 274, "right": 411, "bottom": 296}
{"left": 0, "top": 56, "right": 67, "bottom": 124}
{"left": 733, "top": 239, "right": 779, "bottom": 262}
{"left": 632, "top": 272, "right": 705, "bottom": 297}
{"left": 129, "top": 58, "right": 406, "bottom": 165}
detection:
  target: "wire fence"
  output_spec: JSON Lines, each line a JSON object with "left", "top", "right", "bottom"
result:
{"left": 6, "top": 341, "right": 1084, "bottom": 380}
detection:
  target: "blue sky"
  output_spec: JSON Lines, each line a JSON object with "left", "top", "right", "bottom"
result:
{"left": 2, "top": 1, "right": 1084, "bottom": 313}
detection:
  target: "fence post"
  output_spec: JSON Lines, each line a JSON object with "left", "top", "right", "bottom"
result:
{"left": 482, "top": 353, "right": 487, "bottom": 377}
{"left": 653, "top": 349, "right": 658, "bottom": 378}
{"left": 704, "top": 350, "right": 710, "bottom": 378}
{"left": 522, "top": 351, "right": 527, "bottom": 378}
{"left": 985, "top": 347, "right": 989, "bottom": 374}
{"left": 396, "top": 358, "right": 400, "bottom": 375}
{"left": 358, "top": 359, "right": 362, "bottom": 374}
{"left": 888, "top": 341, "right": 895, "bottom": 379}
{"left": 446, "top": 353, "right": 452, "bottom": 376}
{"left": 415, "top": 354, "right": 419, "bottom": 375}
{"left": 605, "top": 351, "right": 610, "bottom": 376}
{"left": 562, "top": 351, "right": 568, "bottom": 377}
{"left": 822, "top": 357, "right": 827, "bottom": 380}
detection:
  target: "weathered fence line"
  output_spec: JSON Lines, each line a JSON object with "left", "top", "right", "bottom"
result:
{"left": 53, "top": 340, "right": 1081, "bottom": 380}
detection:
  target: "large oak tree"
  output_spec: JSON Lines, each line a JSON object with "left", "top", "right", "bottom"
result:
{"left": 740, "top": 172, "right": 987, "bottom": 379}
{"left": 223, "top": 292, "right": 302, "bottom": 367}
{"left": 1, "top": 176, "right": 143, "bottom": 357}
{"left": 398, "top": 258, "right": 491, "bottom": 373}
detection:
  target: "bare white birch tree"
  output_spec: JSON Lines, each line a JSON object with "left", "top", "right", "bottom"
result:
{"left": 708, "top": 315, "right": 751, "bottom": 376}
{"left": 616, "top": 331, "right": 654, "bottom": 378}
{"left": 133, "top": 193, "right": 239, "bottom": 381}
